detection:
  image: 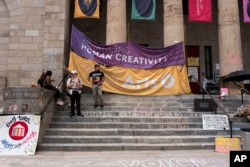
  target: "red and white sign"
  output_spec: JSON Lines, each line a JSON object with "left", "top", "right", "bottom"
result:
{"left": 0, "top": 115, "right": 40, "bottom": 155}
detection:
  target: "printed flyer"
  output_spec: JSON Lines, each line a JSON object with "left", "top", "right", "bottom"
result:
{"left": 0, "top": 115, "right": 40, "bottom": 155}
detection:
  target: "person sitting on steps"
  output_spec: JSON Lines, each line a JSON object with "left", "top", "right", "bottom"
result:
{"left": 42, "top": 70, "right": 64, "bottom": 106}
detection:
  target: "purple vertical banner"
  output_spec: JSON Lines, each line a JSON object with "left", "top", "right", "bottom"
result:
{"left": 243, "top": 0, "right": 250, "bottom": 23}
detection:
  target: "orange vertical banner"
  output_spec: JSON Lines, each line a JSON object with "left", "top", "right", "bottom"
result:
{"left": 74, "top": 0, "right": 100, "bottom": 18}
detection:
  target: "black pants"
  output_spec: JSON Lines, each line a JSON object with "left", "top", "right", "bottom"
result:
{"left": 69, "top": 91, "right": 81, "bottom": 114}
{"left": 44, "top": 85, "right": 61, "bottom": 99}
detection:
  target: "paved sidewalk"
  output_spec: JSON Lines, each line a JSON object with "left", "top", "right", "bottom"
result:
{"left": 1, "top": 150, "right": 229, "bottom": 167}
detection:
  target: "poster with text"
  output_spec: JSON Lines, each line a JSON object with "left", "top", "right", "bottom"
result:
{"left": 202, "top": 115, "right": 229, "bottom": 130}
{"left": 0, "top": 115, "right": 41, "bottom": 155}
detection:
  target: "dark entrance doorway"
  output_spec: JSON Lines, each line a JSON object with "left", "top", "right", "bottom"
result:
{"left": 186, "top": 45, "right": 200, "bottom": 94}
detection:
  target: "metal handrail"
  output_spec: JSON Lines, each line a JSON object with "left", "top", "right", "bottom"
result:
{"left": 190, "top": 76, "right": 234, "bottom": 138}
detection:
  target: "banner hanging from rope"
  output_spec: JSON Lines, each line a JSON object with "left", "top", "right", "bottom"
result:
{"left": 68, "top": 51, "right": 191, "bottom": 96}
{"left": 71, "top": 26, "right": 185, "bottom": 69}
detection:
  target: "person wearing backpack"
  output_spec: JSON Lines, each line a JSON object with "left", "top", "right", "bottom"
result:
{"left": 43, "top": 70, "right": 64, "bottom": 105}
{"left": 66, "top": 70, "right": 83, "bottom": 117}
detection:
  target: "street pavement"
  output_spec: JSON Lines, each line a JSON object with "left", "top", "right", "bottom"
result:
{"left": 0, "top": 149, "right": 229, "bottom": 167}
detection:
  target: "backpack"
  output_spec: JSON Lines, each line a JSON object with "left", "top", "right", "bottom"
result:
{"left": 37, "top": 71, "right": 45, "bottom": 87}
{"left": 66, "top": 75, "right": 81, "bottom": 95}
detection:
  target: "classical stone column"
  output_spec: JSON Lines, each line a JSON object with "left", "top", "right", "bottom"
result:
{"left": 106, "top": 0, "right": 127, "bottom": 44}
{"left": 218, "top": 0, "right": 243, "bottom": 76}
{"left": 163, "top": 0, "right": 184, "bottom": 47}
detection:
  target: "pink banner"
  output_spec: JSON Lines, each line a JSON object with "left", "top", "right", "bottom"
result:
{"left": 243, "top": 0, "right": 250, "bottom": 23}
{"left": 188, "top": 0, "right": 212, "bottom": 22}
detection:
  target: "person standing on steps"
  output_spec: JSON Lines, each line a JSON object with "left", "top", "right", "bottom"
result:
{"left": 88, "top": 64, "right": 105, "bottom": 108}
{"left": 66, "top": 70, "right": 83, "bottom": 117}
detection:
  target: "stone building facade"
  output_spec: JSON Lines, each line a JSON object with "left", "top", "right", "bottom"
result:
{"left": 0, "top": 0, "right": 70, "bottom": 87}
{"left": 0, "top": 0, "right": 250, "bottom": 93}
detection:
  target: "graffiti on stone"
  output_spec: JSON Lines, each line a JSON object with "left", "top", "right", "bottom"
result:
{"left": 3, "top": 88, "right": 40, "bottom": 99}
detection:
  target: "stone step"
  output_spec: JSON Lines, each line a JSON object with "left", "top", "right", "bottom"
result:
{"left": 51, "top": 116, "right": 203, "bottom": 123}
{"left": 44, "top": 128, "right": 240, "bottom": 136}
{"left": 52, "top": 111, "right": 249, "bottom": 123}
{"left": 60, "top": 106, "right": 195, "bottom": 112}
{"left": 81, "top": 94, "right": 199, "bottom": 101}
{"left": 60, "top": 97, "right": 247, "bottom": 113}
{"left": 37, "top": 142, "right": 216, "bottom": 151}
{"left": 48, "top": 121, "right": 249, "bottom": 129}
{"left": 39, "top": 94, "right": 250, "bottom": 151}
{"left": 71, "top": 93, "right": 248, "bottom": 104}
{"left": 78, "top": 101, "right": 244, "bottom": 110}
{"left": 53, "top": 111, "right": 249, "bottom": 123}
{"left": 41, "top": 135, "right": 233, "bottom": 144}
{"left": 80, "top": 101, "right": 195, "bottom": 106}
{"left": 78, "top": 96, "right": 248, "bottom": 109}
{"left": 54, "top": 111, "right": 212, "bottom": 117}
{"left": 68, "top": 106, "right": 239, "bottom": 113}
{"left": 48, "top": 122, "right": 203, "bottom": 129}
{"left": 79, "top": 94, "right": 250, "bottom": 101}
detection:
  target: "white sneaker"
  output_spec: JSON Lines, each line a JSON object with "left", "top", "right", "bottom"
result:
{"left": 57, "top": 100, "right": 64, "bottom": 105}
{"left": 68, "top": 103, "right": 77, "bottom": 107}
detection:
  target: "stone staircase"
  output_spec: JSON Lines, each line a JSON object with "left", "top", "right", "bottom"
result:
{"left": 37, "top": 94, "right": 250, "bottom": 151}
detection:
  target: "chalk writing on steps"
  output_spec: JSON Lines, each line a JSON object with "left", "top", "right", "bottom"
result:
{"left": 118, "top": 158, "right": 226, "bottom": 167}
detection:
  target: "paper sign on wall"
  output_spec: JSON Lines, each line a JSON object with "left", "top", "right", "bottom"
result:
{"left": 187, "top": 57, "right": 199, "bottom": 66}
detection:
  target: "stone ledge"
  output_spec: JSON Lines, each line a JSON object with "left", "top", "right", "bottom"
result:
{"left": 0, "top": 87, "right": 57, "bottom": 145}
{"left": 0, "top": 87, "right": 55, "bottom": 115}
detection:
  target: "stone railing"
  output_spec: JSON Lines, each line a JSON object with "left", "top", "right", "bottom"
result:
{"left": 0, "top": 87, "right": 56, "bottom": 144}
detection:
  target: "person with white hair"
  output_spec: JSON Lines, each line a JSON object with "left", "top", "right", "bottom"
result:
{"left": 66, "top": 70, "right": 83, "bottom": 117}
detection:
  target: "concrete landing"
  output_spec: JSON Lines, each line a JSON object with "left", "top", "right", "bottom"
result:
{"left": 0, "top": 150, "right": 229, "bottom": 167}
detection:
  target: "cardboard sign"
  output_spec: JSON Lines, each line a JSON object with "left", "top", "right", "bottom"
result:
{"left": 202, "top": 114, "right": 229, "bottom": 130}
{"left": 0, "top": 115, "right": 41, "bottom": 155}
